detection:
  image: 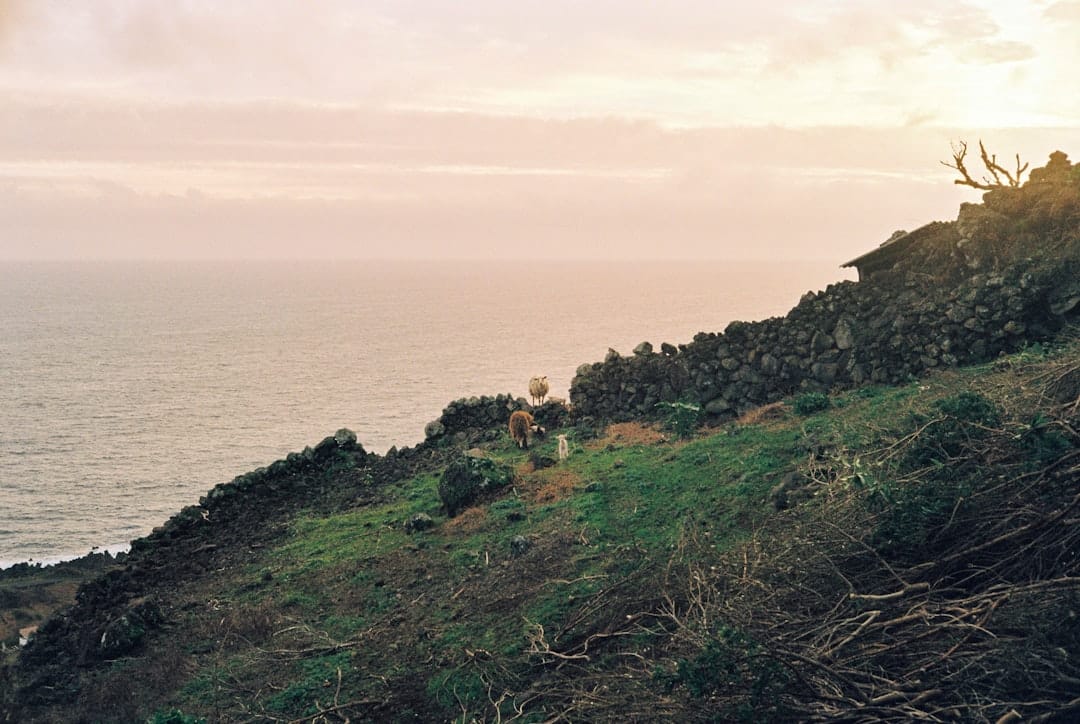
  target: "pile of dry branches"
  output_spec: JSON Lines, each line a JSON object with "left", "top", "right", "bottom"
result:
{"left": 650, "top": 356, "right": 1080, "bottom": 722}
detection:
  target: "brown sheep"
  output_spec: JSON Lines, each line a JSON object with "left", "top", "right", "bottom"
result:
{"left": 508, "top": 410, "right": 545, "bottom": 450}
{"left": 529, "top": 375, "right": 549, "bottom": 406}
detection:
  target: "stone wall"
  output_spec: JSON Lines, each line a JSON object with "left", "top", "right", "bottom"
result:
{"left": 570, "top": 260, "right": 1079, "bottom": 422}
{"left": 422, "top": 393, "right": 528, "bottom": 446}
{"left": 422, "top": 393, "right": 570, "bottom": 447}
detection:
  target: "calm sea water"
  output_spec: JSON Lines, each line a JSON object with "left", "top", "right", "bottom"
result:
{"left": 0, "top": 260, "right": 851, "bottom": 566}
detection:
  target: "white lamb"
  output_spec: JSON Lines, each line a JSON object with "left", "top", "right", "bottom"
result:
{"left": 557, "top": 434, "right": 569, "bottom": 462}
{"left": 529, "top": 375, "right": 550, "bottom": 406}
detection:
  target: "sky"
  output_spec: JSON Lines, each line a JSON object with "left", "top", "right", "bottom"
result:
{"left": 2, "top": 0, "right": 1079, "bottom": 261}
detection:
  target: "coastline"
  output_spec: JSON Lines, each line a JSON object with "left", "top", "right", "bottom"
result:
{"left": 0, "top": 544, "right": 131, "bottom": 573}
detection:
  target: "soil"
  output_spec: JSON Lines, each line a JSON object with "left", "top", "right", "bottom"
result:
{"left": 736, "top": 401, "right": 790, "bottom": 426}
{"left": 588, "top": 421, "right": 670, "bottom": 448}
{"left": 522, "top": 467, "right": 583, "bottom": 504}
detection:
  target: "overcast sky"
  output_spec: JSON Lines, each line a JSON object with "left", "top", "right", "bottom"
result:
{"left": 2, "top": 0, "right": 1079, "bottom": 261}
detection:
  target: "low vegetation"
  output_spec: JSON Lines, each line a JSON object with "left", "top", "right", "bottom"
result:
{"left": 3, "top": 333, "right": 1077, "bottom": 722}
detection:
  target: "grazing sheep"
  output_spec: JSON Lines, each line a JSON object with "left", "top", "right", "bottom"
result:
{"left": 557, "top": 434, "right": 569, "bottom": 462}
{"left": 509, "top": 410, "right": 545, "bottom": 450}
{"left": 529, "top": 376, "right": 550, "bottom": 406}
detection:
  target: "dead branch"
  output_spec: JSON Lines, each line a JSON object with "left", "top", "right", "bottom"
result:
{"left": 849, "top": 582, "right": 930, "bottom": 602}
{"left": 524, "top": 619, "right": 590, "bottom": 662}
{"left": 942, "top": 139, "right": 1029, "bottom": 190}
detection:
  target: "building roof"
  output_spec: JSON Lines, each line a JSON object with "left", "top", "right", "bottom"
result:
{"left": 841, "top": 221, "right": 942, "bottom": 271}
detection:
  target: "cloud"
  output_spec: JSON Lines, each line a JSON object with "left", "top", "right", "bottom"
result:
{"left": 1045, "top": 1, "right": 1080, "bottom": 22}
{"left": 965, "top": 39, "right": 1036, "bottom": 63}
{"left": 0, "top": 2, "right": 1062, "bottom": 129}
{"left": 1, "top": 2, "right": 1076, "bottom": 261}
{"left": 0, "top": 0, "right": 35, "bottom": 53}
{"left": 19, "top": 92, "right": 1071, "bottom": 261}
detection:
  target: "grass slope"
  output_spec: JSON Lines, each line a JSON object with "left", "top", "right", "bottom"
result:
{"left": 4, "top": 338, "right": 1080, "bottom": 723}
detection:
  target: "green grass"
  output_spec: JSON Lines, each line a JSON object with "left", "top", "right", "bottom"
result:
{"left": 264, "top": 652, "right": 354, "bottom": 717}
{"left": 274, "top": 472, "right": 443, "bottom": 571}
{"left": 151, "top": 340, "right": 1079, "bottom": 720}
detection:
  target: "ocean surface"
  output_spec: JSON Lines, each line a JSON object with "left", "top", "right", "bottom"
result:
{"left": 0, "top": 260, "right": 852, "bottom": 566}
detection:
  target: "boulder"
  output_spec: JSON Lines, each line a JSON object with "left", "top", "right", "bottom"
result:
{"left": 811, "top": 362, "right": 839, "bottom": 385}
{"left": 510, "top": 535, "right": 531, "bottom": 557}
{"left": 833, "top": 318, "right": 856, "bottom": 350}
{"left": 98, "top": 599, "right": 164, "bottom": 658}
{"left": 811, "top": 331, "right": 834, "bottom": 354}
{"left": 704, "top": 398, "right": 732, "bottom": 415}
{"left": 334, "top": 428, "right": 358, "bottom": 448}
{"left": 404, "top": 513, "right": 435, "bottom": 533}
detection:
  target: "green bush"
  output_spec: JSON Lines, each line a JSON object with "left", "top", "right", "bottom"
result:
{"left": 903, "top": 392, "right": 1000, "bottom": 473}
{"left": 657, "top": 401, "right": 702, "bottom": 439}
{"left": 934, "top": 391, "right": 1001, "bottom": 426}
{"left": 665, "top": 625, "right": 792, "bottom": 721}
{"left": 869, "top": 477, "right": 970, "bottom": 559}
{"left": 871, "top": 392, "right": 1001, "bottom": 559}
{"left": 438, "top": 455, "right": 514, "bottom": 516}
{"left": 147, "top": 711, "right": 206, "bottom": 724}
{"left": 1019, "top": 414, "right": 1074, "bottom": 472}
{"left": 793, "top": 392, "right": 830, "bottom": 416}
{"left": 265, "top": 653, "right": 352, "bottom": 717}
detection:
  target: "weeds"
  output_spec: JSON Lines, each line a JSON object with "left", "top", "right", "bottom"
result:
{"left": 657, "top": 400, "right": 702, "bottom": 439}
{"left": 793, "top": 392, "right": 830, "bottom": 416}
{"left": 146, "top": 710, "right": 206, "bottom": 724}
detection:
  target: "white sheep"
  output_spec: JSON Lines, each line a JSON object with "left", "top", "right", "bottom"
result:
{"left": 529, "top": 375, "right": 550, "bottom": 406}
{"left": 557, "top": 434, "right": 569, "bottom": 462}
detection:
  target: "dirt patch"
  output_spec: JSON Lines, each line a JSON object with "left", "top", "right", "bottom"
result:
{"left": 589, "top": 421, "right": 669, "bottom": 449}
{"left": 442, "top": 506, "right": 489, "bottom": 535}
{"left": 737, "top": 401, "right": 790, "bottom": 426}
{"left": 527, "top": 468, "right": 583, "bottom": 504}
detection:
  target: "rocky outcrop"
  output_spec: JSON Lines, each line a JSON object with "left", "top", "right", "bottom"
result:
{"left": 177, "top": 427, "right": 367, "bottom": 521}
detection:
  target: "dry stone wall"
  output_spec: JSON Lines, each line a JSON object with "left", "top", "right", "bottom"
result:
{"left": 421, "top": 394, "right": 571, "bottom": 447}
{"left": 570, "top": 260, "right": 1079, "bottom": 422}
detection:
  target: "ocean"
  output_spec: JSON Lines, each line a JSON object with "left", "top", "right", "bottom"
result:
{"left": 0, "top": 260, "right": 851, "bottom": 566}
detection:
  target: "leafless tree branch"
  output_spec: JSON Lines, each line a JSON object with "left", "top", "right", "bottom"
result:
{"left": 941, "top": 139, "right": 1029, "bottom": 190}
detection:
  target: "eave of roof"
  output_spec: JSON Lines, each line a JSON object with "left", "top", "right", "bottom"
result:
{"left": 840, "top": 221, "right": 942, "bottom": 268}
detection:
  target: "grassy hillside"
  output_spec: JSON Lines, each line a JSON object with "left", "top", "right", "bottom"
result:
{"left": 4, "top": 333, "right": 1077, "bottom": 722}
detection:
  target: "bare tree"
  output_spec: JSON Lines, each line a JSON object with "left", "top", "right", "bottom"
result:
{"left": 941, "top": 139, "right": 1029, "bottom": 190}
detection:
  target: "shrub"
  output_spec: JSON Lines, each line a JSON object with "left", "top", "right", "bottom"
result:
{"left": 657, "top": 401, "right": 702, "bottom": 439}
{"left": 147, "top": 711, "right": 206, "bottom": 724}
{"left": 666, "top": 625, "right": 793, "bottom": 721}
{"left": 793, "top": 392, "right": 830, "bottom": 416}
{"left": 871, "top": 392, "right": 1002, "bottom": 559}
{"left": 869, "top": 477, "right": 971, "bottom": 560}
{"left": 903, "top": 392, "right": 1000, "bottom": 472}
{"left": 1019, "top": 414, "right": 1074, "bottom": 471}
{"left": 438, "top": 455, "right": 514, "bottom": 516}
